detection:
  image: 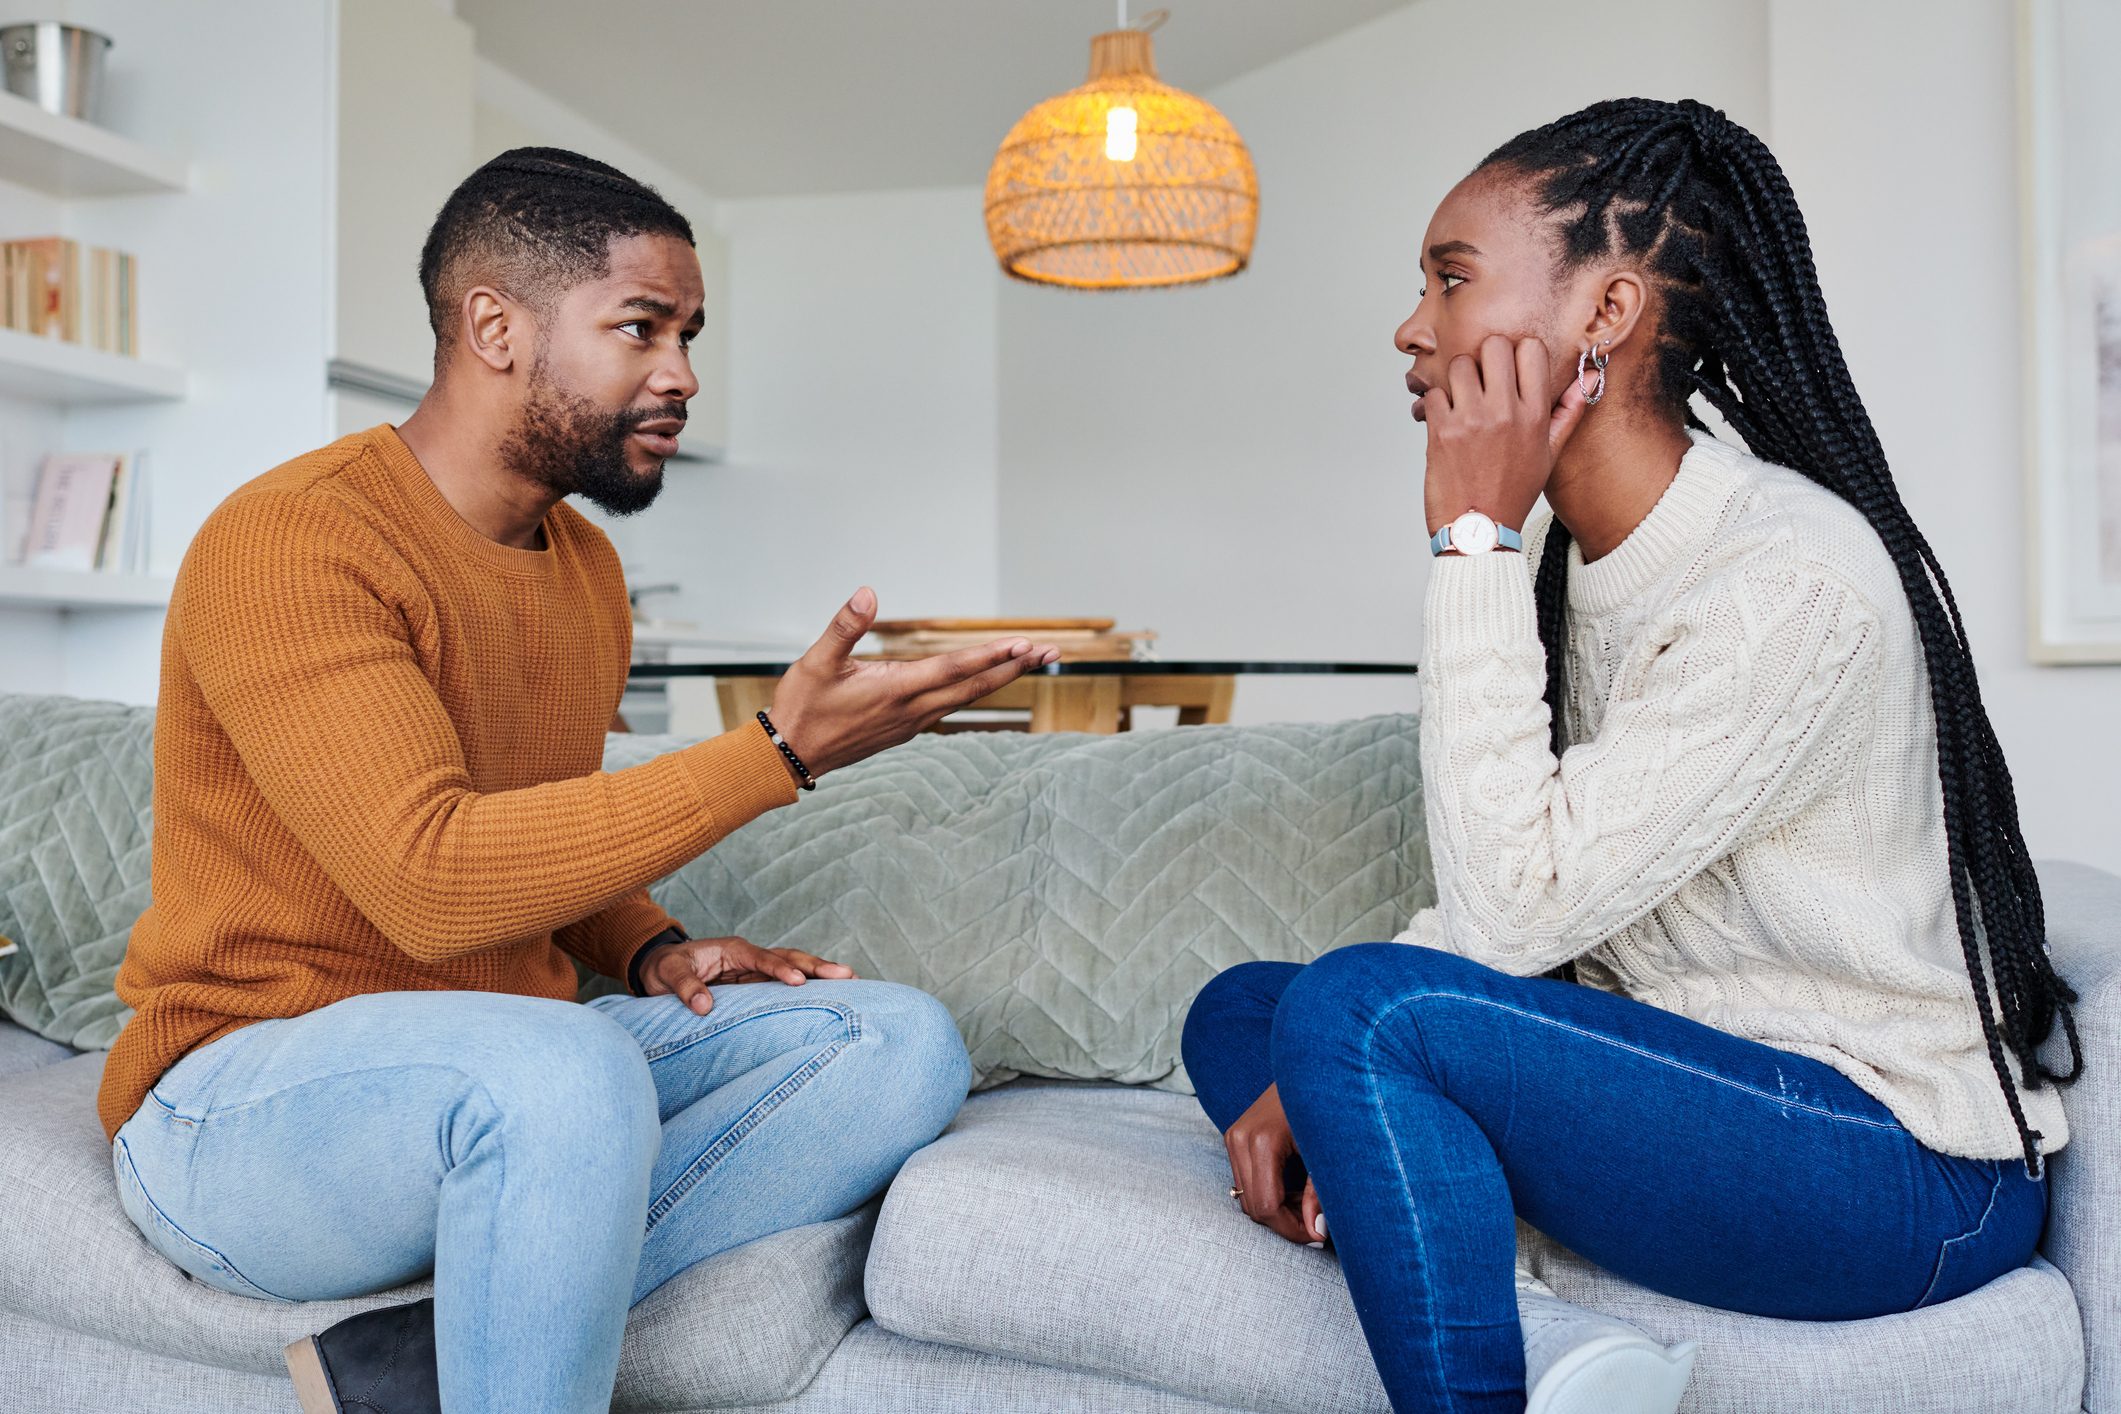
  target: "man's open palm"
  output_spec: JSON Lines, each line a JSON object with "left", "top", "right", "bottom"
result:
{"left": 768, "top": 588, "right": 1061, "bottom": 777}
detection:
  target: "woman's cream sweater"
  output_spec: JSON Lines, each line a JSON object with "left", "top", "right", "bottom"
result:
{"left": 1396, "top": 430, "right": 2065, "bottom": 1161}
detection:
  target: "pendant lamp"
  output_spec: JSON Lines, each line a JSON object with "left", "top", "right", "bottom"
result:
{"left": 983, "top": 5, "right": 1258, "bottom": 290}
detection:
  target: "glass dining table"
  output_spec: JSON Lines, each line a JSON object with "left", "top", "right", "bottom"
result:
{"left": 625, "top": 659, "right": 1420, "bottom": 735}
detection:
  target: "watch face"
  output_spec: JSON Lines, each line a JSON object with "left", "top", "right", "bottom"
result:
{"left": 1450, "top": 511, "right": 1499, "bottom": 555}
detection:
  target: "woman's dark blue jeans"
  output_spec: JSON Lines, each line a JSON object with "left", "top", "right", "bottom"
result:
{"left": 1180, "top": 944, "right": 2047, "bottom": 1414}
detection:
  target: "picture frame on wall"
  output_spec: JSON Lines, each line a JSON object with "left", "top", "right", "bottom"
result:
{"left": 2020, "top": 0, "right": 2121, "bottom": 662}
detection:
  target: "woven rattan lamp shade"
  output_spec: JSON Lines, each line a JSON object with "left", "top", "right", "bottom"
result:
{"left": 984, "top": 27, "right": 1258, "bottom": 290}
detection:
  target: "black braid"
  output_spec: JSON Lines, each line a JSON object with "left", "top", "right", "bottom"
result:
{"left": 1481, "top": 99, "right": 2080, "bottom": 1175}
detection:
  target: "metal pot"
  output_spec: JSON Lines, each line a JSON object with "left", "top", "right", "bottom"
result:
{"left": 0, "top": 22, "right": 113, "bottom": 123}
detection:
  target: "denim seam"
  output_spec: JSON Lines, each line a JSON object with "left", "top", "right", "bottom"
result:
{"left": 1407, "top": 992, "right": 1904, "bottom": 1132}
{"left": 642, "top": 1007, "right": 862, "bottom": 1229}
{"left": 112, "top": 1132, "right": 291, "bottom": 1302}
{"left": 152, "top": 1062, "right": 502, "bottom": 1129}
{"left": 1354, "top": 992, "right": 1456, "bottom": 1405}
{"left": 637, "top": 998, "right": 861, "bottom": 1064}
{"left": 1914, "top": 1165, "right": 2003, "bottom": 1309}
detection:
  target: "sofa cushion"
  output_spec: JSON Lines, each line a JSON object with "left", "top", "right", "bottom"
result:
{"left": 0, "top": 694, "right": 154, "bottom": 1050}
{"left": 1523, "top": 1241, "right": 2082, "bottom": 1414}
{"left": 2034, "top": 857, "right": 2121, "bottom": 1414}
{"left": 729, "top": 1320, "right": 1246, "bottom": 1413}
{"left": 864, "top": 1081, "right": 2086, "bottom": 1414}
{"left": 0, "top": 1052, "right": 872, "bottom": 1410}
{"left": 0, "top": 1015, "right": 74, "bottom": 1078}
{"left": 606, "top": 716, "right": 1429, "bottom": 1094}
{"left": 866, "top": 1081, "right": 1389, "bottom": 1412}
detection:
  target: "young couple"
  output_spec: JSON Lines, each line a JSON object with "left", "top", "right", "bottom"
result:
{"left": 101, "top": 99, "right": 2076, "bottom": 1414}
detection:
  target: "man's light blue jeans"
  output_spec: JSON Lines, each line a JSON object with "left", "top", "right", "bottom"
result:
{"left": 109, "top": 980, "right": 972, "bottom": 1413}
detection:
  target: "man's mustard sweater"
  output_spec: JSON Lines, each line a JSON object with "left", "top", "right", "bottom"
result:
{"left": 99, "top": 424, "right": 794, "bottom": 1140}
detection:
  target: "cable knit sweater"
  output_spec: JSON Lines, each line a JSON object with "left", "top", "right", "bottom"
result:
{"left": 1396, "top": 430, "right": 2065, "bottom": 1162}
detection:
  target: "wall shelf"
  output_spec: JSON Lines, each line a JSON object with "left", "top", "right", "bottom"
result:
{"left": 0, "top": 326, "right": 186, "bottom": 404}
{"left": 0, "top": 89, "right": 188, "bottom": 197}
{"left": 0, "top": 566, "right": 171, "bottom": 610}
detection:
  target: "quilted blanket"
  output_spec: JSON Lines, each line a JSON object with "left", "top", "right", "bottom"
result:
{"left": 0, "top": 692, "right": 1432, "bottom": 1090}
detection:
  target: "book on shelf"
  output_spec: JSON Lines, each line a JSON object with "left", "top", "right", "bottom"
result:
{"left": 17, "top": 451, "right": 152, "bottom": 575}
{"left": 1, "top": 238, "right": 140, "bottom": 356}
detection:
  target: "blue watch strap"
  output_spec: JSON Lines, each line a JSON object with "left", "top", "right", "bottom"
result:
{"left": 1429, "top": 519, "right": 1524, "bottom": 556}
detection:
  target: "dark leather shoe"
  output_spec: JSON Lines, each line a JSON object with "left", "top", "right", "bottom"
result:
{"left": 284, "top": 1297, "right": 439, "bottom": 1413}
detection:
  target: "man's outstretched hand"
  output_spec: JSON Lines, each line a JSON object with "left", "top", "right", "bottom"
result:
{"left": 768, "top": 588, "right": 1061, "bottom": 778}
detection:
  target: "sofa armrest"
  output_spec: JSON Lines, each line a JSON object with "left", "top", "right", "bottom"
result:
{"left": 2036, "top": 859, "right": 2121, "bottom": 1414}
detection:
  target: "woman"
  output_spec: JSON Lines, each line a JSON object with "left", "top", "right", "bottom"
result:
{"left": 1181, "top": 97, "right": 2080, "bottom": 1414}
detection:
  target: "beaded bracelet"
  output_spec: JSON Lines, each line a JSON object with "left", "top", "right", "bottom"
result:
{"left": 756, "top": 710, "right": 817, "bottom": 791}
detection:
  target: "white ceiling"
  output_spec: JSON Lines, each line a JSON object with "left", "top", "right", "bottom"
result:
{"left": 456, "top": 0, "right": 1416, "bottom": 198}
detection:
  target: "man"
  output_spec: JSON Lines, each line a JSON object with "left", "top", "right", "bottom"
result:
{"left": 98, "top": 148, "right": 1059, "bottom": 1414}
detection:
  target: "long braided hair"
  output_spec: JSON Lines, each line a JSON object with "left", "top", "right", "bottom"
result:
{"left": 1480, "top": 98, "right": 2079, "bottom": 1175}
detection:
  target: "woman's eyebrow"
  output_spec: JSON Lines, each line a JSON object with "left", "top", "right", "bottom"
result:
{"left": 1427, "top": 240, "right": 1482, "bottom": 263}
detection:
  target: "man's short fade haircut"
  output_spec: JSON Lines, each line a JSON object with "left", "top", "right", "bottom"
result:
{"left": 418, "top": 146, "right": 695, "bottom": 363}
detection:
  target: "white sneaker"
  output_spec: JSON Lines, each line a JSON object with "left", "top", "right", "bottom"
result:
{"left": 1518, "top": 1276, "right": 1698, "bottom": 1414}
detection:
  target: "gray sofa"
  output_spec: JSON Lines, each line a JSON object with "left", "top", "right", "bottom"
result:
{"left": 0, "top": 692, "right": 2114, "bottom": 1412}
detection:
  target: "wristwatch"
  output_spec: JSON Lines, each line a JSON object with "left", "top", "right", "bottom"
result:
{"left": 1429, "top": 510, "right": 1523, "bottom": 557}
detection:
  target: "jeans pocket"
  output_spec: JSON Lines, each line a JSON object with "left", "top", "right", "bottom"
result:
{"left": 110, "top": 1127, "right": 293, "bottom": 1303}
{"left": 1914, "top": 1164, "right": 2009, "bottom": 1310}
{"left": 145, "top": 1019, "right": 277, "bottom": 1122}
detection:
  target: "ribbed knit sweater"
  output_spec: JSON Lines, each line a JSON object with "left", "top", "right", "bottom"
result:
{"left": 1396, "top": 430, "right": 2066, "bottom": 1161}
{"left": 98, "top": 425, "right": 797, "bottom": 1141}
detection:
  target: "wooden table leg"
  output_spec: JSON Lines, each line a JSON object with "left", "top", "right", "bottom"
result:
{"left": 1029, "top": 677, "right": 1124, "bottom": 733}
{"left": 714, "top": 678, "right": 780, "bottom": 733}
{"left": 1174, "top": 676, "right": 1237, "bottom": 725}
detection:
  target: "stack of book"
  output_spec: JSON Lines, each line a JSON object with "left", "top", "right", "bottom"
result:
{"left": 864, "top": 618, "right": 1156, "bottom": 662}
{"left": 3, "top": 238, "right": 141, "bottom": 355}
{"left": 12, "top": 452, "right": 152, "bottom": 574}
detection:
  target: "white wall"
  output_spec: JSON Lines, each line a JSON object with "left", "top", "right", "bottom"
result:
{"left": 0, "top": 0, "right": 338, "bottom": 702}
{"left": 613, "top": 186, "right": 1001, "bottom": 648}
{"left": 996, "top": 0, "right": 1768, "bottom": 728}
{"left": 990, "top": 0, "right": 2121, "bottom": 872}
{"left": 1765, "top": 0, "right": 2121, "bottom": 869}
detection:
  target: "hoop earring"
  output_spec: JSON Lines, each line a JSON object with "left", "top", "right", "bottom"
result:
{"left": 1577, "top": 342, "right": 1610, "bottom": 405}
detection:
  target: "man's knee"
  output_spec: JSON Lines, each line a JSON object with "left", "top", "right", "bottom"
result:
{"left": 472, "top": 1004, "right": 658, "bottom": 1162}
{"left": 844, "top": 982, "right": 972, "bottom": 1140}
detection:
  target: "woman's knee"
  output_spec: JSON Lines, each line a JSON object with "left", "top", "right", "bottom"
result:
{"left": 1184, "top": 960, "right": 1298, "bottom": 1044}
{"left": 1271, "top": 943, "right": 1484, "bottom": 1089}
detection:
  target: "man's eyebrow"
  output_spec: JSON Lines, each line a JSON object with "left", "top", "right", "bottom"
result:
{"left": 1426, "top": 240, "right": 1482, "bottom": 263}
{"left": 617, "top": 293, "right": 708, "bottom": 324}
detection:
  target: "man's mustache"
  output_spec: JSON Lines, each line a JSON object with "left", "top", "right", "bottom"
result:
{"left": 616, "top": 403, "right": 687, "bottom": 431}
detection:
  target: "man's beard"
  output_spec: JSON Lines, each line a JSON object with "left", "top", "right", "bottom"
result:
{"left": 501, "top": 360, "right": 679, "bottom": 517}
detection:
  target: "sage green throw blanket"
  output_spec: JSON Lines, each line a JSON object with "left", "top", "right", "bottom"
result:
{"left": 0, "top": 691, "right": 1431, "bottom": 1091}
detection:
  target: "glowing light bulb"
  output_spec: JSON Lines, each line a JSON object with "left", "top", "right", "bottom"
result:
{"left": 1105, "top": 105, "right": 1138, "bottom": 162}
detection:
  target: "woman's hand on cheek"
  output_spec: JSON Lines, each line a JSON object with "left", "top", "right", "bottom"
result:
{"left": 1421, "top": 334, "right": 1590, "bottom": 537}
